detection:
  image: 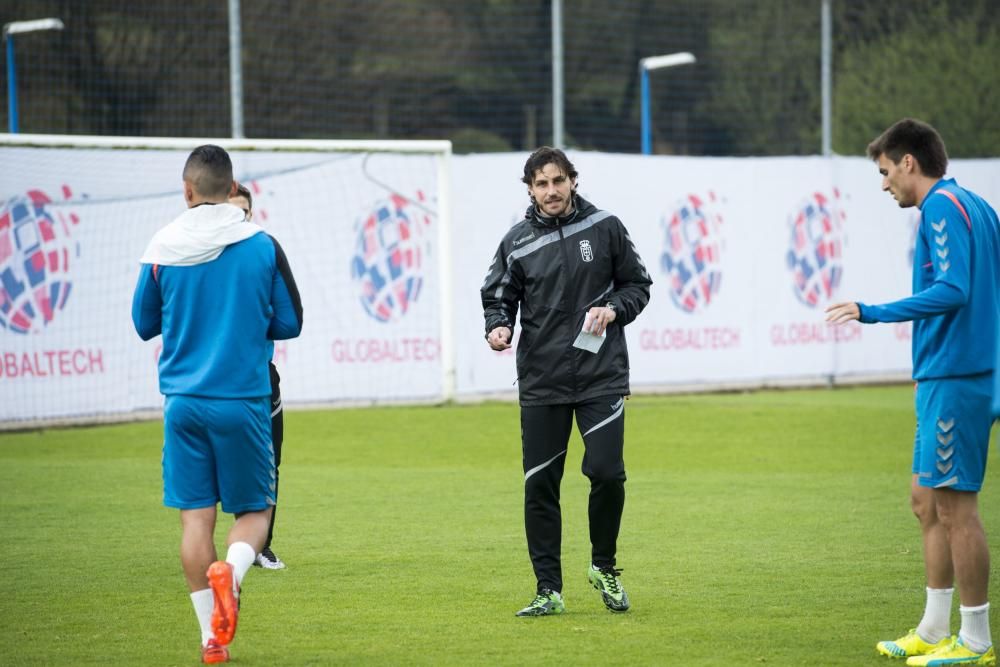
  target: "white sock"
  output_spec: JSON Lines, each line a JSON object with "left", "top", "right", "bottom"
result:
{"left": 959, "top": 602, "right": 992, "bottom": 653}
{"left": 226, "top": 541, "right": 256, "bottom": 593}
{"left": 916, "top": 587, "right": 953, "bottom": 643}
{"left": 190, "top": 588, "right": 215, "bottom": 646}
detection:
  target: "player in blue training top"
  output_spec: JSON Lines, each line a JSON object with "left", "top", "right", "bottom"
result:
{"left": 994, "top": 341, "right": 1000, "bottom": 421}
{"left": 827, "top": 118, "right": 999, "bottom": 666}
{"left": 132, "top": 145, "right": 303, "bottom": 665}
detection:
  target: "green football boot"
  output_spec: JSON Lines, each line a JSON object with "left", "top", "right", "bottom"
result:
{"left": 588, "top": 564, "right": 630, "bottom": 613}
{"left": 515, "top": 588, "right": 565, "bottom": 617}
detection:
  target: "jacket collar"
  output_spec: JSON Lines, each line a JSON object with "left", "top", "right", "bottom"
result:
{"left": 526, "top": 194, "right": 597, "bottom": 228}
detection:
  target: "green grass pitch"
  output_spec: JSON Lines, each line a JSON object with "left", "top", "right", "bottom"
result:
{"left": 2, "top": 386, "right": 998, "bottom": 666}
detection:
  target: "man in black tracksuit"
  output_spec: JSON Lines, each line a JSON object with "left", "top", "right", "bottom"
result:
{"left": 481, "top": 147, "right": 651, "bottom": 617}
{"left": 231, "top": 184, "right": 286, "bottom": 570}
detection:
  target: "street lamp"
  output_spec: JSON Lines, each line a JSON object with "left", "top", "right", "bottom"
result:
{"left": 639, "top": 51, "right": 696, "bottom": 155}
{"left": 4, "top": 17, "right": 65, "bottom": 134}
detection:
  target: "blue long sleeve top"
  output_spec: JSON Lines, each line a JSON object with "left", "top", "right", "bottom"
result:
{"left": 131, "top": 233, "right": 303, "bottom": 398}
{"left": 995, "top": 337, "right": 1000, "bottom": 418}
{"left": 858, "top": 178, "right": 1000, "bottom": 381}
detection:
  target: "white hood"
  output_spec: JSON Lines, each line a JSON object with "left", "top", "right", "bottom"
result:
{"left": 139, "top": 202, "right": 264, "bottom": 266}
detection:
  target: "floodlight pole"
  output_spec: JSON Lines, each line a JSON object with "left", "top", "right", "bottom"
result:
{"left": 639, "top": 52, "right": 696, "bottom": 155}
{"left": 821, "top": 0, "right": 832, "bottom": 156}
{"left": 228, "top": 0, "right": 244, "bottom": 138}
{"left": 3, "top": 18, "right": 64, "bottom": 134}
{"left": 551, "top": 0, "right": 564, "bottom": 149}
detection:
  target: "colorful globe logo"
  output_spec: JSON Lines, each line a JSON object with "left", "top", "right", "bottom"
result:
{"left": 660, "top": 192, "right": 724, "bottom": 314}
{"left": 0, "top": 188, "right": 80, "bottom": 334}
{"left": 786, "top": 190, "right": 845, "bottom": 308}
{"left": 350, "top": 192, "right": 432, "bottom": 323}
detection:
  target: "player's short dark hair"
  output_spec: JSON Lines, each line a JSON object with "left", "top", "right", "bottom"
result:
{"left": 866, "top": 118, "right": 948, "bottom": 178}
{"left": 233, "top": 182, "right": 253, "bottom": 210}
{"left": 183, "top": 144, "right": 234, "bottom": 198}
{"left": 521, "top": 146, "right": 578, "bottom": 186}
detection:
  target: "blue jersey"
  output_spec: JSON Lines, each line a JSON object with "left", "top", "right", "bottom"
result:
{"left": 995, "top": 342, "right": 1000, "bottom": 418}
{"left": 132, "top": 233, "right": 302, "bottom": 398}
{"left": 858, "top": 178, "right": 1000, "bottom": 381}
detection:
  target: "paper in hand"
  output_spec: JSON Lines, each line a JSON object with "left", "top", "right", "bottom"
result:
{"left": 572, "top": 313, "right": 606, "bottom": 353}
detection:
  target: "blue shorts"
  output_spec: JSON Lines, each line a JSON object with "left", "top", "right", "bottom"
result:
{"left": 162, "top": 395, "right": 276, "bottom": 513}
{"left": 913, "top": 374, "right": 994, "bottom": 492}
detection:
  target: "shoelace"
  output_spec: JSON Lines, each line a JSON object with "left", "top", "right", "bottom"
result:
{"left": 531, "top": 590, "right": 557, "bottom": 607}
{"left": 598, "top": 567, "right": 623, "bottom": 595}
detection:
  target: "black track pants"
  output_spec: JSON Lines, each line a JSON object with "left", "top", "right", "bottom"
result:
{"left": 520, "top": 395, "right": 626, "bottom": 593}
{"left": 266, "top": 362, "right": 282, "bottom": 549}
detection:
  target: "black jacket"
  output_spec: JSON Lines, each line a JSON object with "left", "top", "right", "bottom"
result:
{"left": 481, "top": 195, "right": 652, "bottom": 405}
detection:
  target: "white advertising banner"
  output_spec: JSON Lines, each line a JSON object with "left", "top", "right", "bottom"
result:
{"left": 1, "top": 144, "right": 998, "bottom": 423}
{"left": 1, "top": 147, "right": 443, "bottom": 422}
{"left": 453, "top": 152, "right": 1000, "bottom": 396}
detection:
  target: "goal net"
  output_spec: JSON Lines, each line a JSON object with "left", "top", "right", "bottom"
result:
{"left": 0, "top": 134, "right": 454, "bottom": 428}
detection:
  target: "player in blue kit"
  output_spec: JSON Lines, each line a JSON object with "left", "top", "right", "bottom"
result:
{"left": 995, "top": 343, "right": 1000, "bottom": 420}
{"left": 827, "top": 119, "right": 999, "bottom": 666}
{"left": 132, "top": 145, "right": 303, "bottom": 664}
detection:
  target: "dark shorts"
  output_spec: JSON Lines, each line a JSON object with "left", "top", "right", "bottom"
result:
{"left": 162, "top": 395, "right": 276, "bottom": 513}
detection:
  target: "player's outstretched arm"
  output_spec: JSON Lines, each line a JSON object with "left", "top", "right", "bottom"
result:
{"left": 840, "top": 198, "right": 971, "bottom": 325}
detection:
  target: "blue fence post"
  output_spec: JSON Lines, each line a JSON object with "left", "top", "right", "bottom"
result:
{"left": 7, "top": 35, "right": 18, "bottom": 134}
{"left": 640, "top": 65, "right": 651, "bottom": 155}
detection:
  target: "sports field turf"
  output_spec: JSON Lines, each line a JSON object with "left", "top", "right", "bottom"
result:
{"left": 2, "top": 385, "right": 998, "bottom": 666}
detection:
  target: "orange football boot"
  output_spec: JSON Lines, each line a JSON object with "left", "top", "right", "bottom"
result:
{"left": 206, "top": 561, "right": 239, "bottom": 646}
{"left": 201, "top": 638, "right": 230, "bottom": 664}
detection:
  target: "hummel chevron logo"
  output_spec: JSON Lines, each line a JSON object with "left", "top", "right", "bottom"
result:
{"left": 931, "top": 220, "right": 946, "bottom": 233}
{"left": 935, "top": 233, "right": 948, "bottom": 246}
{"left": 939, "top": 261, "right": 950, "bottom": 271}
{"left": 937, "top": 432, "right": 954, "bottom": 446}
{"left": 937, "top": 248, "right": 949, "bottom": 259}
{"left": 937, "top": 460, "right": 953, "bottom": 474}
{"left": 937, "top": 418, "right": 955, "bottom": 432}
{"left": 937, "top": 447, "right": 955, "bottom": 461}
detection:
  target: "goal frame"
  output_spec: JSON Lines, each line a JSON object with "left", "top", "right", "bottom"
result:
{"left": 0, "top": 132, "right": 457, "bottom": 426}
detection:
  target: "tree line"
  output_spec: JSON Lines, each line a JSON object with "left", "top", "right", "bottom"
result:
{"left": 2, "top": 0, "right": 997, "bottom": 156}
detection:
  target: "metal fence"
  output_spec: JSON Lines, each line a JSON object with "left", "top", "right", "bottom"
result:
{"left": 2, "top": 0, "right": 998, "bottom": 156}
